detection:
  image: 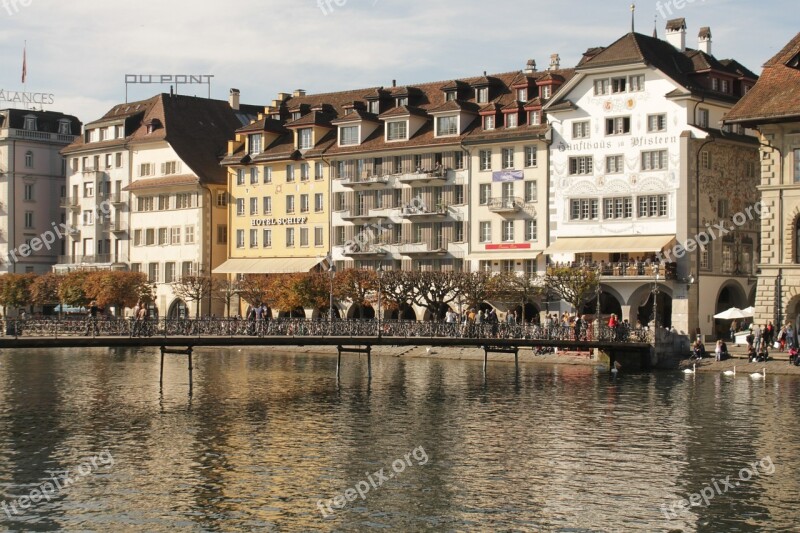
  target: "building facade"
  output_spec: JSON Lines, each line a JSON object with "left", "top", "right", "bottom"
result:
{"left": 543, "top": 20, "right": 760, "bottom": 337}
{"left": 725, "top": 32, "right": 800, "bottom": 332}
{"left": 0, "top": 109, "right": 80, "bottom": 274}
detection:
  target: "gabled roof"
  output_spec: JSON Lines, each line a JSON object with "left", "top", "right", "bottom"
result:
{"left": 236, "top": 117, "right": 289, "bottom": 135}
{"left": 330, "top": 109, "right": 380, "bottom": 125}
{"left": 284, "top": 111, "right": 336, "bottom": 128}
{"left": 726, "top": 32, "right": 800, "bottom": 125}
{"left": 378, "top": 105, "right": 428, "bottom": 119}
{"left": 427, "top": 100, "right": 480, "bottom": 114}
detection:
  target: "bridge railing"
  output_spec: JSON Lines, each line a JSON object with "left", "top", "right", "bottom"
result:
{"left": 0, "top": 317, "right": 652, "bottom": 344}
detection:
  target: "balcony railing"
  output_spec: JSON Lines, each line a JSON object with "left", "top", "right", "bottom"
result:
{"left": 341, "top": 244, "right": 388, "bottom": 257}
{"left": 399, "top": 242, "right": 449, "bottom": 255}
{"left": 397, "top": 168, "right": 448, "bottom": 185}
{"left": 549, "top": 262, "right": 678, "bottom": 280}
{"left": 400, "top": 205, "right": 448, "bottom": 218}
{"left": 487, "top": 197, "right": 525, "bottom": 213}
{"left": 109, "top": 221, "right": 128, "bottom": 232}
{"left": 339, "top": 175, "right": 391, "bottom": 188}
{"left": 2, "top": 128, "right": 76, "bottom": 144}
{"left": 57, "top": 254, "right": 117, "bottom": 265}
{"left": 60, "top": 197, "right": 80, "bottom": 209}
{"left": 341, "top": 210, "right": 388, "bottom": 221}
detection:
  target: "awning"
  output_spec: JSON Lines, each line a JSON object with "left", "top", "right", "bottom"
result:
{"left": 545, "top": 235, "right": 676, "bottom": 254}
{"left": 213, "top": 257, "right": 325, "bottom": 274}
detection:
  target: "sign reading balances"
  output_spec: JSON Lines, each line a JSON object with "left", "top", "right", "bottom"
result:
{"left": 492, "top": 170, "right": 524, "bottom": 182}
{"left": 251, "top": 217, "right": 308, "bottom": 227}
{"left": 0, "top": 89, "right": 55, "bottom": 105}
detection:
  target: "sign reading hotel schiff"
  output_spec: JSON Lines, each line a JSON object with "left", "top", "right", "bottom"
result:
{"left": 251, "top": 217, "right": 308, "bottom": 227}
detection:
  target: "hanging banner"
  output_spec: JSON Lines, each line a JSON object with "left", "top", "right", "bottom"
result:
{"left": 492, "top": 170, "right": 523, "bottom": 182}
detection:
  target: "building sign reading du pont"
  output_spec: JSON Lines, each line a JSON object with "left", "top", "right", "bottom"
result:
{"left": 251, "top": 217, "right": 308, "bottom": 227}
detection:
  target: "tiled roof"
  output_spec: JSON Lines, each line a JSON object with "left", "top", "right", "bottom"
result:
{"left": 284, "top": 111, "right": 336, "bottom": 128}
{"left": 427, "top": 100, "right": 480, "bottom": 114}
{"left": 330, "top": 109, "right": 380, "bottom": 124}
{"left": 122, "top": 174, "right": 199, "bottom": 191}
{"left": 236, "top": 117, "right": 289, "bottom": 135}
{"left": 378, "top": 105, "right": 428, "bottom": 119}
{"left": 0, "top": 108, "right": 81, "bottom": 136}
{"left": 726, "top": 32, "right": 800, "bottom": 124}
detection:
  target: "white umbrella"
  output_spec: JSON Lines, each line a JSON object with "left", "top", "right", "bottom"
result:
{"left": 714, "top": 307, "right": 748, "bottom": 320}
{"left": 741, "top": 306, "right": 755, "bottom": 317}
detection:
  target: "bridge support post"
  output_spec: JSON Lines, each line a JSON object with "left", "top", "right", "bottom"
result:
{"left": 336, "top": 345, "right": 372, "bottom": 379}
{"left": 160, "top": 346, "right": 194, "bottom": 394}
{"left": 483, "top": 345, "right": 519, "bottom": 373}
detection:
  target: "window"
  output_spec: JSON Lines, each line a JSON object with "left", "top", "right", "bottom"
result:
{"left": 170, "top": 227, "right": 181, "bottom": 244}
{"left": 369, "top": 100, "right": 380, "bottom": 114}
{"left": 299, "top": 128, "right": 313, "bottom": 149}
{"left": 479, "top": 184, "right": 491, "bottom": 205}
{"left": 628, "top": 75, "right": 644, "bottom": 91}
{"left": 594, "top": 79, "right": 610, "bottom": 95}
{"left": 300, "top": 194, "right": 309, "bottom": 213}
{"left": 718, "top": 198, "right": 730, "bottom": 218}
{"left": 300, "top": 163, "right": 310, "bottom": 181}
{"left": 286, "top": 195, "right": 295, "bottom": 214}
{"left": 479, "top": 221, "right": 492, "bottom": 243}
{"left": 746, "top": 161, "right": 756, "bottom": 178}
{"left": 701, "top": 247, "right": 711, "bottom": 270}
{"left": 642, "top": 150, "right": 668, "bottom": 171}
{"left": 249, "top": 134, "right": 262, "bottom": 154}
{"left": 721, "top": 79, "right": 729, "bottom": 93}
{"left": 216, "top": 191, "right": 228, "bottom": 207}
{"left": 158, "top": 194, "right": 169, "bottom": 210}
{"left": 605, "top": 117, "right": 630, "bottom": 135}
{"left": 569, "top": 199, "right": 599, "bottom": 220}
{"left": 184, "top": 226, "right": 195, "bottom": 244}
{"left": 24, "top": 115, "right": 37, "bottom": 131}
{"left": 162, "top": 161, "right": 178, "bottom": 175}
{"left": 374, "top": 190, "right": 383, "bottom": 209}
{"left": 502, "top": 220, "right": 515, "bottom": 242}
{"left": 606, "top": 155, "right": 624, "bottom": 174}
{"left": 134, "top": 229, "right": 142, "bottom": 246}
{"left": 454, "top": 185, "right": 465, "bottom": 205}
{"left": 340, "top": 125, "right": 359, "bottom": 146}
{"left": 637, "top": 195, "right": 669, "bottom": 217}
{"left": 300, "top": 228, "right": 309, "bottom": 247}
{"left": 479, "top": 260, "right": 492, "bottom": 272}
{"left": 264, "top": 166, "right": 273, "bottom": 183}
{"left": 131, "top": 263, "right": 141, "bottom": 273}
{"left": 524, "top": 146, "right": 537, "bottom": 167}
{"left": 794, "top": 149, "right": 800, "bottom": 182}
{"left": 176, "top": 193, "right": 193, "bottom": 209}
{"left": 145, "top": 228, "right": 155, "bottom": 246}
{"left": 572, "top": 121, "right": 590, "bottom": 139}
{"left": 286, "top": 164, "right": 295, "bottom": 182}
{"left": 286, "top": 228, "right": 295, "bottom": 247}
{"left": 139, "top": 163, "right": 153, "bottom": 177}
{"left": 506, "top": 113, "right": 518, "bottom": 128}
{"left": 603, "top": 197, "right": 632, "bottom": 220}
{"left": 541, "top": 85, "right": 552, "bottom": 99}
{"left": 477, "top": 87, "right": 489, "bottom": 103}
{"left": 24, "top": 211, "right": 33, "bottom": 228}
{"left": 137, "top": 196, "right": 154, "bottom": 212}
{"left": 148, "top": 263, "right": 159, "bottom": 283}
{"left": 396, "top": 97, "right": 408, "bottom": 106}
{"left": 311, "top": 193, "right": 323, "bottom": 213}
{"left": 250, "top": 229, "right": 258, "bottom": 248}
{"left": 700, "top": 151, "right": 712, "bottom": 170}
{"left": 502, "top": 148, "right": 514, "bottom": 169}
{"left": 250, "top": 168, "right": 259, "bottom": 184}
{"left": 164, "top": 263, "right": 176, "bottom": 284}
{"left": 236, "top": 198, "right": 245, "bottom": 216}
{"left": 314, "top": 227, "right": 324, "bottom": 247}
{"left": 436, "top": 116, "right": 458, "bottom": 136}
{"left": 263, "top": 229, "right": 272, "bottom": 248}
{"left": 525, "top": 219, "right": 537, "bottom": 241}
{"left": 387, "top": 121, "right": 408, "bottom": 141}
{"left": 236, "top": 168, "right": 245, "bottom": 185}
{"left": 115, "top": 125, "right": 124, "bottom": 138}
{"left": 484, "top": 115, "right": 495, "bottom": 130}
{"left": 24, "top": 183, "right": 33, "bottom": 201}
{"left": 83, "top": 210, "right": 94, "bottom": 225}
{"left": 479, "top": 150, "right": 492, "bottom": 171}
{"left": 501, "top": 182, "right": 514, "bottom": 199}
{"left": 115, "top": 153, "right": 122, "bottom": 167}
{"left": 517, "top": 88, "right": 527, "bottom": 101}
{"left": 611, "top": 77, "right": 626, "bottom": 93}
{"left": 156, "top": 228, "right": 168, "bottom": 246}
{"left": 217, "top": 225, "right": 227, "bottom": 245}
{"left": 454, "top": 222, "right": 464, "bottom": 242}
{"left": 250, "top": 197, "right": 258, "bottom": 215}
{"left": 83, "top": 182, "right": 94, "bottom": 198}
{"left": 524, "top": 181, "right": 537, "bottom": 202}
{"left": 529, "top": 110, "right": 541, "bottom": 125}
{"left": 59, "top": 119, "right": 72, "bottom": 135}
{"left": 698, "top": 108, "right": 709, "bottom": 128}
{"left": 236, "top": 229, "right": 245, "bottom": 248}
{"left": 648, "top": 114, "right": 667, "bottom": 132}
{"left": 24, "top": 151, "right": 33, "bottom": 168}
{"left": 315, "top": 162, "right": 324, "bottom": 180}
{"left": 569, "top": 156, "right": 593, "bottom": 175}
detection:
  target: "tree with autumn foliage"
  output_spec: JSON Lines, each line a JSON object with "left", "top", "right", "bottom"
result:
{"left": 0, "top": 273, "right": 36, "bottom": 315}
{"left": 57, "top": 271, "right": 92, "bottom": 308}
{"left": 544, "top": 266, "right": 599, "bottom": 313}
{"left": 212, "top": 277, "right": 240, "bottom": 318}
{"left": 83, "top": 271, "right": 151, "bottom": 316}
{"left": 334, "top": 268, "right": 378, "bottom": 318}
{"left": 30, "top": 272, "right": 62, "bottom": 308}
{"left": 171, "top": 275, "right": 213, "bottom": 318}
{"left": 237, "top": 275, "right": 272, "bottom": 310}
{"left": 378, "top": 269, "right": 417, "bottom": 316}
{"left": 265, "top": 273, "right": 328, "bottom": 315}
{"left": 410, "top": 270, "right": 461, "bottom": 320}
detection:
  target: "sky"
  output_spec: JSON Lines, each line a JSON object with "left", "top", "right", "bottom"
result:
{"left": 0, "top": 0, "right": 795, "bottom": 123}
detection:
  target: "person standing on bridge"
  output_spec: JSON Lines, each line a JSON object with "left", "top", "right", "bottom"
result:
{"left": 85, "top": 301, "right": 100, "bottom": 336}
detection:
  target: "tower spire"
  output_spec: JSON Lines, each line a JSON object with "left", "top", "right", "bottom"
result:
{"left": 653, "top": 15, "right": 658, "bottom": 38}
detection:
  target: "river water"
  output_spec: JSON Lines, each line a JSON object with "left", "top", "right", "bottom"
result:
{"left": 0, "top": 347, "right": 798, "bottom": 532}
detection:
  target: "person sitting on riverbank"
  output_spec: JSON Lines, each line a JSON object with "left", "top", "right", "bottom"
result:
{"left": 789, "top": 346, "right": 799, "bottom": 365}
{"left": 691, "top": 340, "right": 706, "bottom": 360}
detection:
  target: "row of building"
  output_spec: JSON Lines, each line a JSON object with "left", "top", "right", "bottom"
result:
{"left": 3, "top": 19, "right": 795, "bottom": 341}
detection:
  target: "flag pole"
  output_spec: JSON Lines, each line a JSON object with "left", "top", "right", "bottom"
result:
{"left": 22, "top": 40, "right": 27, "bottom": 108}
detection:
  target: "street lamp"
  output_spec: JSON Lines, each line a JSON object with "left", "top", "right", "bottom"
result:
{"left": 595, "top": 265, "right": 602, "bottom": 335}
{"left": 328, "top": 264, "right": 336, "bottom": 332}
{"left": 653, "top": 273, "right": 660, "bottom": 346}
{"left": 377, "top": 264, "right": 384, "bottom": 337}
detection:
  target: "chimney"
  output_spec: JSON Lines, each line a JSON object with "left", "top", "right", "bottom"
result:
{"left": 665, "top": 18, "right": 687, "bottom": 52}
{"left": 698, "top": 27, "right": 712, "bottom": 55}
{"left": 229, "top": 88, "right": 240, "bottom": 110}
{"left": 524, "top": 59, "right": 537, "bottom": 75}
{"left": 549, "top": 54, "right": 560, "bottom": 70}
{"left": 392, "top": 79, "right": 397, "bottom": 87}
{"left": 293, "top": 89, "right": 306, "bottom": 98}
{"left": 277, "top": 92, "right": 291, "bottom": 101}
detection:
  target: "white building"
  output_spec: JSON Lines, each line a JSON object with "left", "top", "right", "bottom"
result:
{"left": 543, "top": 20, "right": 760, "bottom": 338}
{"left": 0, "top": 108, "right": 80, "bottom": 274}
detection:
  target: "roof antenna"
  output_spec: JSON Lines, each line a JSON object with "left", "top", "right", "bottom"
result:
{"left": 630, "top": 3, "right": 635, "bottom": 33}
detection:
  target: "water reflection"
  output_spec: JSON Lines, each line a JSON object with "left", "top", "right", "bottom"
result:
{"left": 0, "top": 347, "right": 797, "bottom": 531}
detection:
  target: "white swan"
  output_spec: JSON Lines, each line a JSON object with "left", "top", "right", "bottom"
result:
{"left": 750, "top": 368, "right": 766, "bottom": 379}
{"left": 723, "top": 366, "right": 736, "bottom": 376}
{"left": 683, "top": 364, "right": 696, "bottom": 374}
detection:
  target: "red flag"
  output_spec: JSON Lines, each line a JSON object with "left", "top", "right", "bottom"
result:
{"left": 21, "top": 45, "right": 26, "bottom": 84}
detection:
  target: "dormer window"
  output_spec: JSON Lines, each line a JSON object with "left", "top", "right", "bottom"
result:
{"left": 541, "top": 85, "right": 552, "bottom": 99}
{"left": 57, "top": 119, "right": 71, "bottom": 135}
{"left": 484, "top": 115, "right": 496, "bottom": 130}
{"left": 340, "top": 125, "right": 359, "bottom": 146}
{"left": 721, "top": 80, "right": 729, "bottom": 93}
{"left": 529, "top": 111, "right": 541, "bottom": 126}
{"left": 476, "top": 87, "right": 489, "bottom": 104}
{"left": 369, "top": 100, "right": 380, "bottom": 114}
{"left": 23, "top": 114, "right": 37, "bottom": 131}
{"left": 711, "top": 78, "right": 719, "bottom": 91}
{"left": 436, "top": 116, "right": 458, "bottom": 137}
{"left": 396, "top": 97, "right": 408, "bottom": 107}
{"left": 115, "top": 124, "right": 124, "bottom": 138}
{"left": 517, "top": 88, "right": 527, "bottom": 101}
{"left": 298, "top": 128, "right": 313, "bottom": 150}
{"left": 145, "top": 119, "right": 161, "bottom": 134}
{"left": 506, "top": 113, "right": 518, "bottom": 129}
{"left": 249, "top": 134, "right": 262, "bottom": 154}
{"left": 386, "top": 121, "right": 408, "bottom": 141}
{"left": 292, "top": 112, "right": 301, "bottom": 121}
{"left": 610, "top": 77, "right": 626, "bottom": 93}
{"left": 446, "top": 91, "right": 457, "bottom": 102}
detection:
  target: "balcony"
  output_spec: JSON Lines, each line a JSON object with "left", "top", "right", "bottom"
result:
{"left": 60, "top": 197, "right": 81, "bottom": 210}
{"left": 487, "top": 197, "right": 525, "bottom": 214}
{"left": 341, "top": 209, "right": 389, "bottom": 222}
{"left": 108, "top": 193, "right": 128, "bottom": 204}
{"left": 399, "top": 242, "right": 449, "bottom": 256}
{"left": 2, "top": 128, "right": 76, "bottom": 145}
{"left": 57, "top": 254, "right": 115, "bottom": 265}
{"left": 341, "top": 244, "right": 388, "bottom": 258}
{"left": 397, "top": 168, "right": 448, "bottom": 186}
{"left": 550, "top": 261, "right": 678, "bottom": 280}
{"left": 110, "top": 221, "right": 128, "bottom": 233}
{"left": 400, "top": 204, "right": 448, "bottom": 219}
{"left": 339, "top": 174, "right": 391, "bottom": 189}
